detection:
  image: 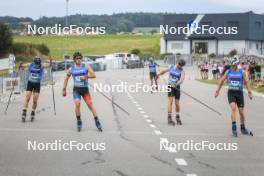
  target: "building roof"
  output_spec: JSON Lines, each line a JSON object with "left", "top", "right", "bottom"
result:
{"left": 163, "top": 11, "right": 264, "bottom": 41}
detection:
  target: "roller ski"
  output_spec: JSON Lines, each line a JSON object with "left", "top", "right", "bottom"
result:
{"left": 95, "top": 118, "right": 103, "bottom": 132}
{"left": 176, "top": 115, "right": 182, "bottom": 125}
{"left": 232, "top": 129, "right": 238, "bottom": 137}
{"left": 30, "top": 111, "right": 35, "bottom": 122}
{"left": 22, "top": 109, "right": 26, "bottom": 123}
{"left": 240, "top": 124, "right": 253, "bottom": 136}
{"left": 168, "top": 114, "right": 175, "bottom": 126}
{"left": 77, "top": 119, "right": 82, "bottom": 132}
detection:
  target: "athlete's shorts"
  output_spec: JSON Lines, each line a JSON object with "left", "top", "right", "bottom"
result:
{"left": 73, "top": 87, "right": 91, "bottom": 102}
{"left": 26, "top": 81, "right": 41, "bottom": 93}
{"left": 227, "top": 90, "right": 244, "bottom": 108}
{"left": 168, "top": 85, "right": 181, "bottom": 99}
{"left": 149, "top": 72, "right": 157, "bottom": 80}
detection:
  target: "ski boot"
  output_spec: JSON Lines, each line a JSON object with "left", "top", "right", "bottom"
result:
{"left": 168, "top": 116, "right": 175, "bottom": 126}
{"left": 30, "top": 111, "right": 35, "bottom": 122}
{"left": 176, "top": 115, "right": 182, "bottom": 125}
{"left": 22, "top": 109, "right": 26, "bottom": 123}
{"left": 77, "top": 119, "right": 82, "bottom": 132}
{"left": 95, "top": 118, "right": 103, "bottom": 132}
{"left": 241, "top": 124, "right": 253, "bottom": 136}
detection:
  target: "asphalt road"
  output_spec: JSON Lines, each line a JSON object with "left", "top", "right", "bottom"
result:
{"left": 0, "top": 66, "right": 263, "bottom": 176}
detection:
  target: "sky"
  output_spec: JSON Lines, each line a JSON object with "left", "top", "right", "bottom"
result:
{"left": 0, "top": 0, "right": 264, "bottom": 19}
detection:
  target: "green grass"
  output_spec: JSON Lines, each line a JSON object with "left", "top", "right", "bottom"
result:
{"left": 196, "top": 79, "right": 264, "bottom": 94}
{"left": 14, "top": 34, "right": 161, "bottom": 60}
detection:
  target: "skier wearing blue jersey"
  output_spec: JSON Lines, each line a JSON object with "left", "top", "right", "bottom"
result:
{"left": 20, "top": 57, "right": 51, "bottom": 122}
{"left": 62, "top": 52, "right": 102, "bottom": 132}
{"left": 156, "top": 59, "right": 186, "bottom": 126}
{"left": 148, "top": 58, "right": 159, "bottom": 92}
{"left": 215, "top": 56, "right": 253, "bottom": 137}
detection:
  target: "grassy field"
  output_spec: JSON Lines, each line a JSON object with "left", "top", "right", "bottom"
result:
{"left": 14, "top": 34, "right": 161, "bottom": 60}
{"left": 197, "top": 79, "right": 264, "bottom": 94}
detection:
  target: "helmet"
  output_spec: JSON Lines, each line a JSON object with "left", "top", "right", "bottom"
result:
{"left": 230, "top": 56, "right": 239, "bottom": 66}
{"left": 178, "top": 59, "right": 186, "bottom": 67}
{"left": 33, "top": 57, "right": 41, "bottom": 66}
{"left": 73, "top": 51, "right": 83, "bottom": 59}
{"left": 149, "top": 57, "right": 153, "bottom": 62}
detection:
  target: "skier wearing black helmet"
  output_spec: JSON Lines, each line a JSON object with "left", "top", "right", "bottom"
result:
{"left": 20, "top": 57, "right": 52, "bottom": 122}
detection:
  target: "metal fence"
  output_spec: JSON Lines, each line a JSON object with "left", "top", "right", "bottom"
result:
{"left": 0, "top": 67, "right": 52, "bottom": 94}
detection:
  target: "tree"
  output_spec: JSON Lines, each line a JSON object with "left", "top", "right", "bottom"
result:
{"left": 0, "top": 23, "right": 13, "bottom": 57}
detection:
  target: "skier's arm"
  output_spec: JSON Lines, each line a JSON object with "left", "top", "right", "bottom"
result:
{"left": 176, "top": 71, "right": 185, "bottom": 86}
{"left": 62, "top": 68, "right": 71, "bottom": 96}
{"left": 156, "top": 68, "right": 169, "bottom": 81}
{"left": 215, "top": 74, "right": 227, "bottom": 97}
{"left": 86, "top": 65, "right": 96, "bottom": 79}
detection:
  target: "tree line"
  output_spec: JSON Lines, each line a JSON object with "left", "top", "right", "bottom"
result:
{"left": 0, "top": 13, "right": 166, "bottom": 33}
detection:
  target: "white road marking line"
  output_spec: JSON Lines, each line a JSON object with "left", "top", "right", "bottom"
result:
{"left": 143, "top": 115, "right": 149, "bottom": 118}
{"left": 138, "top": 107, "right": 143, "bottom": 110}
{"left": 154, "top": 130, "right": 162, "bottom": 135}
{"left": 175, "top": 158, "right": 188, "bottom": 166}
{"left": 146, "top": 119, "right": 152, "bottom": 123}
{"left": 135, "top": 104, "right": 140, "bottom": 107}
{"left": 140, "top": 111, "right": 145, "bottom": 114}
{"left": 149, "top": 124, "right": 156, "bottom": 128}
{"left": 186, "top": 174, "right": 197, "bottom": 176}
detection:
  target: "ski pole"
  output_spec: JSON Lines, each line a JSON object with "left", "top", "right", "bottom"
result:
{"left": 160, "top": 75, "right": 222, "bottom": 116}
{"left": 89, "top": 84, "right": 130, "bottom": 116}
{"left": 49, "top": 58, "right": 56, "bottom": 115}
{"left": 4, "top": 63, "right": 22, "bottom": 115}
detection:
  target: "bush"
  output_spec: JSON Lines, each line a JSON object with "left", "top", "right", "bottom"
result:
{"left": 11, "top": 43, "right": 28, "bottom": 54}
{"left": 11, "top": 42, "right": 50, "bottom": 57}
{"left": 35, "top": 43, "right": 50, "bottom": 55}
{"left": 160, "top": 53, "right": 173, "bottom": 60}
{"left": 0, "top": 23, "right": 13, "bottom": 57}
{"left": 209, "top": 53, "right": 216, "bottom": 58}
{"left": 130, "top": 48, "right": 141, "bottom": 55}
{"left": 229, "top": 49, "right": 237, "bottom": 57}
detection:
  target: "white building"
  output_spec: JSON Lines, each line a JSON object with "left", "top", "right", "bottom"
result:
{"left": 160, "top": 12, "right": 264, "bottom": 56}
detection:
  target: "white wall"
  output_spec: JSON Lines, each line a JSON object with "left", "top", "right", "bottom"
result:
{"left": 166, "top": 40, "right": 190, "bottom": 54}
{"left": 218, "top": 40, "right": 246, "bottom": 55}
{"left": 160, "top": 38, "right": 166, "bottom": 54}
{"left": 247, "top": 41, "right": 263, "bottom": 55}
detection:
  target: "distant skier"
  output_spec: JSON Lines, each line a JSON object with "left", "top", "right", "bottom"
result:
{"left": 20, "top": 57, "right": 51, "bottom": 122}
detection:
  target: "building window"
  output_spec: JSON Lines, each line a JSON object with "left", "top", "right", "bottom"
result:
{"left": 255, "top": 21, "right": 261, "bottom": 29}
{"left": 171, "top": 43, "right": 184, "bottom": 49}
